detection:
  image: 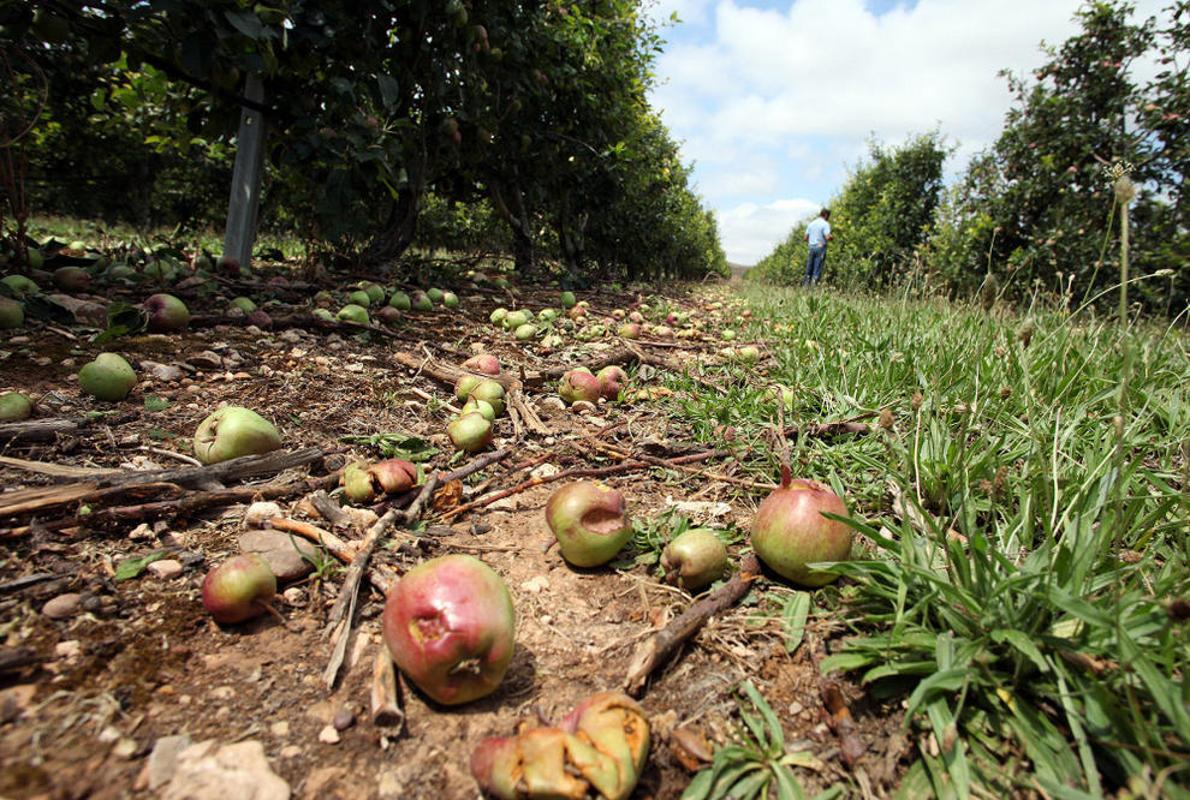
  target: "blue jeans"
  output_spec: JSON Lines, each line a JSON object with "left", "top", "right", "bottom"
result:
{"left": 803, "top": 245, "right": 826, "bottom": 286}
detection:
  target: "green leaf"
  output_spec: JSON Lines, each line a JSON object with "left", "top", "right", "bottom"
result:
{"left": 377, "top": 74, "right": 400, "bottom": 109}
{"left": 989, "top": 629, "right": 1049, "bottom": 674}
{"left": 115, "top": 551, "right": 168, "bottom": 582}
{"left": 782, "top": 591, "right": 811, "bottom": 654}
{"left": 144, "top": 395, "right": 171, "bottom": 413}
{"left": 224, "top": 10, "right": 267, "bottom": 40}
{"left": 905, "top": 669, "right": 968, "bottom": 718}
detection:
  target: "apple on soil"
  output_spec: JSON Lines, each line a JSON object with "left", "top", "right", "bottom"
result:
{"left": 545, "top": 481, "right": 633, "bottom": 567}
{"left": 193, "top": 407, "right": 282, "bottom": 465}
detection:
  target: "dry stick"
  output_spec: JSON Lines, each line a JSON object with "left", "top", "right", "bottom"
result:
{"left": 370, "top": 648, "right": 406, "bottom": 731}
{"left": 624, "top": 554, "right": 763, "bottom": 697}
{"left": 309, "top": 489, "right": 353, "bottom": 530}
{"left": 0, "top": 413, "right": 136, "bottom": 444}
{"left": 267, "top": 518, "right": 356, "bottom": 562}
{"left": 322, "top": 474, "right": 441, "bottom": 691}
{"left": 439, "top": 449, "right": 726, "bottom": 522}
{"left": 622, "top": 341, "right": 728, "bottom": 395}
{"left": 0, "top": 473, "right": 341, "bottom": 538}
{"left": 587, "top": 441, "right": 774, "bottom": 491}
{"left": 0, "top": 455, "right": 119, "bottom": 479}
{"left": 0, "top": 447, "right": 327, "bottom": 518}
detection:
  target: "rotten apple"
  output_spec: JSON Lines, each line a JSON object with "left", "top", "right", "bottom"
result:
{"left": 545, "top": 481, "right": 632, "bottom": 567}
{"left": 382, "top": 554, "right": 516, "bottom": 705}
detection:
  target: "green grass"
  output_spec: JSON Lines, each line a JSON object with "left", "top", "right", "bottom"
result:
{"left": 669, "top": 285, "right": 1189, "bottom": 798}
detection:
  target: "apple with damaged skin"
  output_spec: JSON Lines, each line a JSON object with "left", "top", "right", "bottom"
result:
{"left": 751, "top": 473, "right": 852, "bottom": 587}
{"left": 628, "top": 311, "right": 644, "bottom": 324}
{"left": 0, "top": 391, "right": 33, "bottom": 421}
{"left": 411, "top": 291, "right": 433, "bottom": 311}
{"left": 0, "top": 297, "right": 23, "bottom": 329}
{"left": 144, "top": 293, "right": 191, "bottom": 333}
{"left": 618, "top": 322, "right": 641, "bottom": 339}
{"left": 202, "top": 554, "right": 277, "bottom": 624}
{"left": 342, "top": 462, "right": 376, "bottom": 504}
{"left": 448, "top": 412, "right": 493, "bottom": 452}
{"left": 489, "top": 307, "right": 508, "bottom": 325}
{"left": 545, "top": 481, "right": 633, "bottom": 567}
{"left": 375, "top": 306, "right": 401, "bottom": 326}
{"left": 193, "top": 406, "right": 282, "bottom": 465}
{"left": 661, "top": 529, "right": 728, "bottom": 592}
{"left": 52, "top": 266, "right": 90, "bottom": 292}
{"left": 343, "top": 458, "right": 419, "bottom": 503}
{"left": 462, "top": 354, "right": 501, "bottom": 375}
{"left": 558, "top": 370, "right": 601, "bottom": 405}
{"left": 596, "top": 366, "right": 628, "bottom": 400}
{"left": 390, "top": 291, "right": 412, "bottom": 310}
{"left": 469, "top": 379, "right": 506, "bottom": 416}
{"left": 338, "top": 304, "right": 370, "bottom": 325}
{"left": 78, "top": 353, "right": 137, "bottom": 401}
{"left": 383, "top": 554, "right": 515, "bottom": 705}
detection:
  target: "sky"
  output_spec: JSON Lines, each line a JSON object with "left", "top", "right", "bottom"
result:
{"left": 645, "top": 0, "right": 1171, "bottom": 265}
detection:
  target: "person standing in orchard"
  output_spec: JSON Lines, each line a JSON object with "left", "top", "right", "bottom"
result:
{"left": 802, "top": 208, "right": 832, "bottom": 287}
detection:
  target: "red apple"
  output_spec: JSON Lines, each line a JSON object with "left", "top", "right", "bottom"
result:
{"left": 558, "top": 370, "right": 601, "bottom": 405}
{"left": 144, "top": 293, "right": 191, "bottom": 332}
{"left": 751, "top": 471, "right": 851, "bottom": 586}
{"left": 595, "top": 366, "right": 628, "bottom": 400}
{"left": 382, "top": 555, "right": 516, "bottom": 705}
{"left": 202, "top": 554, "right": 277, "bottom": 624}
{"left": 463, "top": 354, "right": 501, "bottom": 375}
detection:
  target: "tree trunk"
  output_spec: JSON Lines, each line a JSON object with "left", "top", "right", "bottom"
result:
{"left": 365, "top": 183, "right": 422, "bottom": 266}
{"left": 489, "top": 179, "right": 536, "bottom": 275}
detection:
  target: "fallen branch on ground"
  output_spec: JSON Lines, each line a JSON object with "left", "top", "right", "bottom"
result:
{"left": 623, "top": 554, "right": 762, "bottom": 697}
{"left": 370, "top": 648, "right": 405, "bottom": 731}
{"left": 0, "top": 413, "right": 137, "bottom": 444}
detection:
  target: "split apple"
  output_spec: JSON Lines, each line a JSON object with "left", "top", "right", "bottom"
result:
{"left": 545, "top": 481, "right": 633, "bottom": 567}
{"left": 193, "top": 406, "right": 282, "bottom": 465}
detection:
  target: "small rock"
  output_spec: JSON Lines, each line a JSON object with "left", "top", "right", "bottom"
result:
{"left": 185, "top": 384, "right": 203, "bottom": 395}
{"left": 244, "top": 325, "right": 263, "bottom": 337}
{"left": 148, "top": 559, "right": 184, "bottom": 580}
{"left": 188, "top": 351, "right": 225, "bottom": 370}
{"left": 571, "top": 400, "right": 597, "bottom": 415}
{"left": 280, "top": 745, "right": 301, "bottom": 759}
{"left": 128, "top": 523, "right": 153, "bottom": 540}
{"left": 343, "top": 507, "right": 378, "bottom": 529}
{"left": 142, "top": 361, "right": 185, "bottom": 382}
{"left": 243, "top": 501, "right": 282, "bottom": 529}
{"left": 520, "top": 576, "right": 550, "bottom": 594}
{"left": 529, "top": 463, "right": 560, "bottom": 480}
{"left": 55, "top": 640, "right": 82, "bottom": 659}
{"left": 540, "top": 396, "right": 567, "bottom": 411}
{"left": 318, "top": 725, "right": 340, "bottom": 744}
{"left": 281, "top": 587, "right": 305, "bottom": 606}
{"left": 113, "top": 737, "right": 138, "bottom": 759}
{"left": 237, "top": 530, "right": 318, "bottom": 582}
{"left": 332, "top": 707, "right": 355, "bottom": 732}
{"left": 146, "top": 735, "right": 193, "bottom": 790}
{"left": 42, "top": 593, "right": 82, "bottom": 619}
{"left": 163, "top": 739, "right": 289, "bottom": 800}
{"left": 279, "top": 330, "right": 302, "bottom": 344}
{"left": 270, "top": 721, "right": 289, "bottom": 738}
{"left": 211, "top": 686, "right": 235, "bottom": 701}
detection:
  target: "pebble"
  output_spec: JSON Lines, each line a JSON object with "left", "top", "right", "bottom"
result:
{"left": 279, "top": 330, "right": 302, "bottom": 343}
{"left": 42, "top": 592, "right": 82, "bottom": 619}
{"left": 162, "top": 739, "right": 289, "bottom": 800}
{"left": 55, "top": 640, "right": 82, "bottom": 659}
{"left": 270, "top": 721, "right": 289, "bottom": 737}
{"left": 520, "top": 576, "right": 550, "bottom": 594}
{"left": 280, "top": 745, "right": 302, "bottom": 759}
{"left": 281, "top": 587, "right": 305, "bottom": 606}
{"left": 332, "top": 707, "right": 355, "bottom": 732}
{"left": 237, "top": 530, "right": 317, "bottom": 582}
{"left": 142, "top": 361, "right": 185, "bottom": 382}
{"left": 318, "top": 725, "right": 341, "bottom": 744}
{"left": 128, "top": 523, "right": 153, "bottom": 540}
{"left": 145, "top": 734, "right": 192, "bottom": 791}
{"left": 188, "top": 351, "right": 224, "bottom": 370}
{"left": 112, "top": 737, "right": 138, "bottom": 759}
{"left": 147, "top": 559, "right": 184, "bottom": 580}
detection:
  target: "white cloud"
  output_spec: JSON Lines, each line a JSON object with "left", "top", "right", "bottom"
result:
{"left": 653, "top": 0, "right": 1173, "bottom": 263}
{"left": 719, "top": 197, "right": 821, "bottom": 264}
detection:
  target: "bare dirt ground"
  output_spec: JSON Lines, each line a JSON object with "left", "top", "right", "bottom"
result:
{"left": 0, "top": 274, "right": 907, "bottom": 799}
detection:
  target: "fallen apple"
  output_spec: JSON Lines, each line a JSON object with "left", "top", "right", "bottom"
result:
{"left": 0, "top": 391, "right": 32, "bottom": 421}
{"left": 489, "top": 307, "right": 508, "bottom": 325}
{"left": 617, "top": 322, "right": 641, "bottom": 339}
{"left": 106, "top": 263, "right": 138, "bottom": 282}
{"left": 0, "top": 297, "right": 23, "bottom": 329}
{"left": 144, "top": 293, "right": 191, "bottom": 333}
{"left": 736, "top": 345, "right": 760, "bottom": 364}
{"left": 442, "top": 291, "right": 460, "bottom": 308}
{"left": 382, "top": 554, "right": 515, "bottom": 705}
{"left": 661, "top": 529, "right": 728, "bottom": 592}
{"left": 390, "top": 291, "right": 412, "bottom": 310}
{"left": 26, "top": 248, "right": 44, "bottom": 270}
{"left": 231, "top": 296, "right": 257, "bottom": 314}
{"left": 313, "top": 308, "right": 336, "bottom": 322}
{"left": 462, "top": 354, "right": 501, "bottom": 375}
{"left": 471, "top": 691, "right": 650, "bottom": 800}
{"left": 1, "top": 274, "right": 39, "bottom": 297}
{"left": 721, "top": 329, "right": 736, "bottom": 341}
{"left": 359, "top": 282, "right": 385, "bottom": 305}
{"left": 514, "top": 323, "right": 536, "bottom": 341}
{"left": 595, "top": 366, "right": 628, "bottom": 400}
{"left": 202, "top": 554, "right": 277, "bottom": 624}
{"left": 537, "top": 308, "right": 559, "bottom": 321}
{"left": 469, "top": 379, "right": 506, "bottom": 416}
{"left": 52, "top": 266, "right": 90, "bottom": 292}
{"left": 560, "top": 290, "right": 577, "bottom": 308}
{"left": 558, "top": 370, "right": 601, "bottom": 406}
{"left": 78, "top": 352, "right": 137, "bottom": 401}
{"left": 412, "top": 291, "right": 433, "bottom": 311}
{"left": 461, "top": 398, "right": 497, "bottom": 422}
{"left": 545, "top": 481, "right": 632, "bottom": 567}
{"left": 337, "top": 304, "right": 370, "bottom": 325}
{"left": 426, "top": 287, "right": 445, "bottom": 303}
{"left": 193, "top": 406, "right": 282, "bottom": 465}
{"left": 455, "top": 374, "right": 485, "bottom": 401}
{"left": 143, "top": 259, "right": 176, "bottom": 283}
{"left": 448, "top": 412, "right": 493, "bottom": 452}
{"left": 343, "top": 458, "right": 419, "bottom": 503}
{"left": 348, "top": 289, "right": 373, "bottom": 308}
{"left": 628, "top": 311, "right": 644, "bottom": 324}
{"left": 342, "top": 461, "right": 376, "bottom": 504}
{"left": 375, "top": 306, "right": 402, "bottom": 326}
{"left": 503, "top": 309, "right": 530, "bottom": 330}
{"left": 751, "top": 473, "right": 851, "bottom": 587}
{"left": 246, "top": 309, "right": 272, "bottom": 329}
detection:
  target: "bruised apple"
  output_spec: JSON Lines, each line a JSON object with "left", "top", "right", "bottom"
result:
{"left": 751, "top": 472, "right": 851, "bottom": 587}
{"left": 558, "top": 369, "right": 600, "bottom": 405}
{"left": 193, "top": 406, "right": 282, "bottom": 465}
{"left": 382, "top": 555, "right": 515, "bottom": 705}
{"left": 545, "top": 481, "right": 632, "bottom": 567}
{"left": 595, "top": 366, "right": 628, "bottom": 400}
{"left": 202, "top": 554, "right": 277, "bottom": 624}
{"left": 463, "top": 354, "right": 501, "bottom": 375}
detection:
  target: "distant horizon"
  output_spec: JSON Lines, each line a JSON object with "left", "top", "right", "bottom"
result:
{"left": 646, "top": 0, "right": 1172, "bottom": 264}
